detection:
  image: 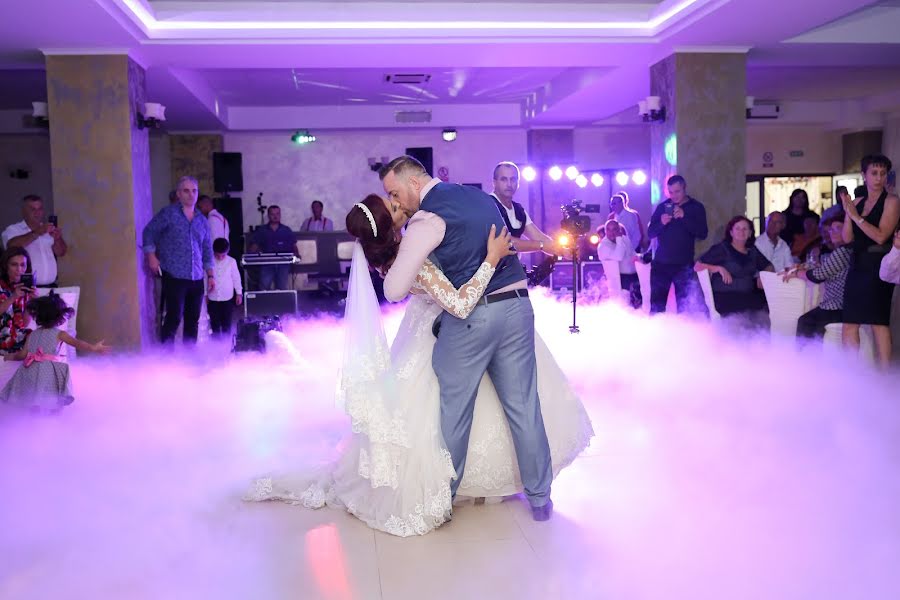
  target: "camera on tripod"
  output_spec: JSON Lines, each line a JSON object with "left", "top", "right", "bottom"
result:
{"left": 560, "top": 200, "right": 592, "bottom": 237}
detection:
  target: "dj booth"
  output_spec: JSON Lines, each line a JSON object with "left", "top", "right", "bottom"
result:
{"left": 241, "top": 230, "right": 354, "bottom": 317}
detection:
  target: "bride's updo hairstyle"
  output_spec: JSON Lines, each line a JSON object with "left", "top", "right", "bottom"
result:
{"left": 346, "top": 194, "right": 400, "bottom": 271}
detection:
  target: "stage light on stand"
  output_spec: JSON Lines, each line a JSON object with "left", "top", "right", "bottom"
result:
{"left": 575, "top": 174, "right": 588, "bottom": 188}
{"left": 590, "top": 173, "right": 603, "bottom": 187}
{"left": 632, "top": 170, "right": 647, "bottom": 185}
{"left": 615, "top": 171, "right": 629, "bottom": 186}
{"left": 558, "top": 234, "right": 570, "bottom": 248}
{"left": 522, "top": 166, "right": 537, "bottom": 182}
{"left": 549, "top": 166, "right": 563, "bottom": 181}
{"left": 589, "top": 233, "right": 600, "bottom": 245}
{"left": 565, "top": 166, "right": 579, "bottom": 181}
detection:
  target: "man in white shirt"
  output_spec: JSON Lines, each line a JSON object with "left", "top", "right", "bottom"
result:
{"left": 1, "top": 194, "right": 67, "bottom": 286}
{"left": 881, "top": 230, "right": 900, "bottom": 284}
{"left": 596, "top": 219, "right": 641, "bottom": 308}
{"left": 197, "top": 195, "right": 230, "bottom": 244}
{"left": 609, "top": 192, "right": 646, "bottom": 253}
{"left": 490, "top": 162, "right": 557, "bottom": 255}
{"left": 754, "top": 211, "right": 796, "bottom": 272}
{"left": 301, "top": 200, "right": 334, "bottom": 232}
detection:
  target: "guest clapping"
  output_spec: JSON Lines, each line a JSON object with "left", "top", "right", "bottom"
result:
{"left": 695, "top": 216, "right": 773, "bottom": 322}
{"left": 840, "top": 154, "right": 900, "bottom": 367}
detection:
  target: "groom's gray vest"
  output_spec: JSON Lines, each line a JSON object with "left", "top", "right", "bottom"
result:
{"left": 421, "top": 182, "right": 526, "bottom": 295}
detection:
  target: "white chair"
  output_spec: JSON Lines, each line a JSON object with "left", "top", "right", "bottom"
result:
{"left": 695, "top": 268, "right": 721, "bottom": 320}
{"left": 823, "top": 322, "right": 877, "bottom": 363}
{"left": 35, "top": 286, "right": 80, "bottom": 360}
{"left": 600, "top": 260, "right": 623, "bottom": 300}
{"left": 633, "top": 260, "right": 677, "bottom": 313}
{"left": 760, "top": 271, "right": 810, "bottom": 337}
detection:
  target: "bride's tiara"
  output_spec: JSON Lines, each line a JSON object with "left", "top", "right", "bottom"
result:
{"left": 354, "top": 203, "right": 378, "bottom": 237}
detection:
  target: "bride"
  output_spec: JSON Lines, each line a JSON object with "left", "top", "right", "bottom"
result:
{"left": 245, "top": 194, "right": 593, "bottom": 537}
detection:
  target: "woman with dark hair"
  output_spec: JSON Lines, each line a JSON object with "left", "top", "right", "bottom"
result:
{"left": 695, "top": 215, "right": 773, "bottom": 321}
{"left": 781, "top": 188, "right": 818, "bottom": 245}
{"left": 0, "top": 247, "right": 36, "bottom": 354}
{"left": 840, "top": 154, "right": 900, "bottom": 367}
{"left": 247, "top": 193, "right": 593, "bottom": 537}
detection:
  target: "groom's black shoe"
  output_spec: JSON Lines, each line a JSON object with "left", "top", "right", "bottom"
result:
{"left": 531, "top": 500, "right": 553, "bottom": 522}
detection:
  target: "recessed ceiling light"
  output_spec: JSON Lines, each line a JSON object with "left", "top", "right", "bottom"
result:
{"left": 346, "top": 98, "right": 367, "bottom": 102}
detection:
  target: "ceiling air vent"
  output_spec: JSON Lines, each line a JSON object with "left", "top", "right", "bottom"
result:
{"left": 385, "top": 73, "right": 432, "bottom": 85}
{"left": 395, "top": 110, "right": 432, "bottom": 124}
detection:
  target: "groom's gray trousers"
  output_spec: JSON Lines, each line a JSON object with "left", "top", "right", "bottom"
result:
{"left": 432, "top": 294, "right": 552, "bottom": 508}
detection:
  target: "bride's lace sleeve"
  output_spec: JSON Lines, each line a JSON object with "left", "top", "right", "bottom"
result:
{"left": 415, "top": 259, "right": 495, "bottom": 319}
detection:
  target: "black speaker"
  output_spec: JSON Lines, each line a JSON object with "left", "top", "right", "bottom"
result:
{"left": 213, "top": 152, "right": 243, "bottom": 193}
{"left": 405, "top": 147, "right": 433, "bottom": 176}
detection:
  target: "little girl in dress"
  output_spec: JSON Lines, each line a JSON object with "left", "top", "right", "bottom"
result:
{"left": 0, "top": 294, "right": 108, "bottom": 414}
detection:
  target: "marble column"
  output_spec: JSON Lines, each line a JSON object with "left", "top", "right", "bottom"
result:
{"left": 45, "top": 54, "right": 154, "bottom": 350}
{"left": 170, "top": 134, "right": 224, "bottom": 197}
{"left": 649, "top": 52, "right": 747, "bottom": 251}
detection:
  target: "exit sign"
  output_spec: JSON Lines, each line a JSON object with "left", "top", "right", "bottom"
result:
{"left": 789, "top": 150, "right": 804, "bottom": 157}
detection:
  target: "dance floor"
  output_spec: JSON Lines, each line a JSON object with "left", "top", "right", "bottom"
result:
{"left": 1, "top": 293, "right": 898, "bottom": 600}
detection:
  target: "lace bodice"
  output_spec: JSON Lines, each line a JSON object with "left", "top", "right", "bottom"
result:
{"left": 413, "top": 259, "right": 495, "bottom": 319}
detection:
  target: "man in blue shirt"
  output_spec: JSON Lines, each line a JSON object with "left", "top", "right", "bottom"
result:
{"left": 249, "top": 205, "right": 298, "bottom": 290}
{"left": 647, "top": 175, "right": 709, "bottom": 315}
{"left": 143, "top": 175, "right": 215, "bottom": 344}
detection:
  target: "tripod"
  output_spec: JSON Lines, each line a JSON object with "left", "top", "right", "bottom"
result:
{"left": 568, "top": 236, "right": 583, "bottom": 334}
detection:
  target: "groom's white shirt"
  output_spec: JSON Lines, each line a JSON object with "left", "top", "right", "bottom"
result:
{"left": 383, "top": 178, "right": 525, "bottom": 302}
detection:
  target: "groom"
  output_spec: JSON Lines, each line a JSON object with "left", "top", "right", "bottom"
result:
{"left": 379, "top": 156, "right": 553, "bottom": 521}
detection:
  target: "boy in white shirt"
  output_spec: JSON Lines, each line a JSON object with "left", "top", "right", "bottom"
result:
{"left": 207, "top": 238, "right": 243, "bottom": 338}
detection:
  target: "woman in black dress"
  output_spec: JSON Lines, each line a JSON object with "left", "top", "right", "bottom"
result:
{"left": 841, "top": 154, "right": 900, "bottom": 367}
{"left": 696, "top": 215, "right": 773, "bottom": 327}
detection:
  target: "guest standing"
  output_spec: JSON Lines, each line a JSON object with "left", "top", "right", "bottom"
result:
{"left": 301, "top": 200, "right": 334, "bottom": 232}
{"left": 780, "top": 188, "right": 819, "bottom": 245}
{"left": 207, "top": 238, "right": 243, "bottom": 338}
{"left": 840, "top": 154, "right": 900, "bottom": 367}
{"left": 142, "top": 176, "right": 215, "bottom": 345}
{"left": 197, "top": 195, "right": 230, "bottom": 244}
{"left": 609, "top": 192, "right": 647, "bottom": 253}
{"left": 647, "top": 175, "right": 709, "bottom": 315}
{"left": 2, "top": 195, "right": 67, "bottom": 287}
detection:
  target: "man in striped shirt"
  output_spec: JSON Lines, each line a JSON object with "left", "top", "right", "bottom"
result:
{"left": 785, "top": 215, "right": 851, "bottom": 340}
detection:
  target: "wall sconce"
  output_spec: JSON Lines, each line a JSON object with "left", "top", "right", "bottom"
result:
{"left": 137, "top": 102, "right": 166, "bottom": 129}
{"left": 442, "top": 128, "right": 457, "bottom": 142}
{"left": 638, "top": 96, "right": 666, "bottom": 123}
{"left": 31, "top": 102, "right": 49, "bottom": 127}
{"left": 368, "top": 156, "right": 390, "bottom": 172}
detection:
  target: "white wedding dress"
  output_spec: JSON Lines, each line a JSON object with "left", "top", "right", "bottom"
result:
{"left": 245, "top": 245, "right": 594, "bottom": 537}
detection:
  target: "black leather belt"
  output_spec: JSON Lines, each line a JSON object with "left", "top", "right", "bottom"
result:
{"left": 475, "top": 289, "right": 528, "bottom": 307}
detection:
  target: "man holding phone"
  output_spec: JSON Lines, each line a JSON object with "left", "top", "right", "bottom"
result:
{"left": 1, "top": 194, "right": 68, "bottom": 287}
{"left": 647, "top": 175, "right": 709, "bottom": 315}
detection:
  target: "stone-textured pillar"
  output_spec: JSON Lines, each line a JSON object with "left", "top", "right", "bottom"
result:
{"left": 46, "top": 54, "right": 154, "bottom": 350}
{"left": 650, "top": 52, "right": 747, "bottom": 250}
{"left": 170, "top": 134, "right": 223, "bottom": 197}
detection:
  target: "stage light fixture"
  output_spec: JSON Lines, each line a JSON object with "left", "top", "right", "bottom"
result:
{"left": 589, "top": 233, "right": 600, "bottom": 245}
{"left": 632, "top": 170, "right": 647, "bottom": 185}
{"left": 565, "top": 166, "right": 579, "bottom": 181}
{"left": 590, "top": 173, "right": 603, "bottom": 187}
{"left": 558, "top": 234, "right": 570, "bottom": 247}
{"left": 291, "top": 130, "right": 317, "bottom": 144}
{"left": 615, "top": 171, "right": 629, "bottom": 186}
{"left": 575, "top": 174, "right": 588, "bottom": 188}
{"left": 549, "top": 166, "right": 563, "bottom": 181}
{"left": 441, "top": 128, "right": 457, "bottom": 142}
{"left": 522, "top": 166, "right": 537, "bottom": 182}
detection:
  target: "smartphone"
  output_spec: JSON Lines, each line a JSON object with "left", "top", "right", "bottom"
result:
{"left": 664, "top": 203, "right": 675, "bottom": 216}
{"left": 21, "top": 273, "right": 34, "bottom": 288}
{"left": 48, "top": 215, "right": 58, "bottom": 227}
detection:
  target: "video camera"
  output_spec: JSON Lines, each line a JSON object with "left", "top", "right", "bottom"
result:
{"left": 560, "top": 200, "right": 592, "bottom": 236}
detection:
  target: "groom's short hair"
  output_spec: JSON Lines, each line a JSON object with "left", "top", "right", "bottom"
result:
{"left": 379, "top": 155, "right": 426, "bottom": 181}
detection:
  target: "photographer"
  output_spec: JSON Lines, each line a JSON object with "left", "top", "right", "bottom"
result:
{"left": 2, "top": 195, "right": 67, "bottom": 287}
{"left": 0, "top": 248, "right": 36, "bottom": 355}
{"left": 647, "top": 175, "right": 709, "bottom": 315}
